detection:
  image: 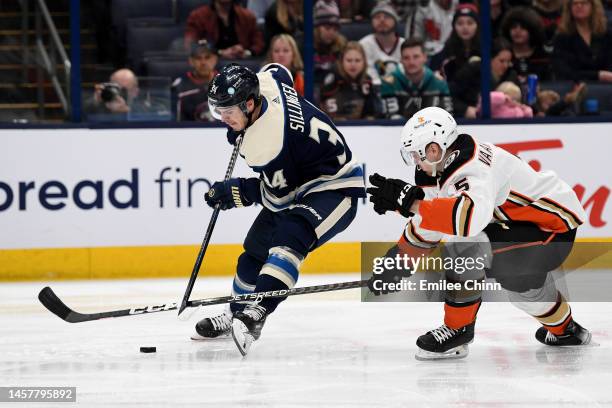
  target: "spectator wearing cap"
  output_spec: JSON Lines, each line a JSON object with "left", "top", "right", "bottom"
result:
{"left": 430, "top": 3, "right": 481, "bottom": 83}
{"left": 314, "top": 0, "right": 347, "bottom": 84}
{"left": 359, "top": 1, "right": 405, "bottom": 85}
{"left": 171, "top": 40, "right": 219, "bottom": 121}
{"left": 532, "top": 0, "right": 563, "bottom": 53}
{"left": 380, "top": 38, "right": 453, "bottom": 119}
{"left": 552, "top": 0, "right": 612, "bottom": 82}
{"left": 185, "top": 0, "right": 264, "bottom": 59}
{"left": 501, "top": 7, "right": 551, "bottom": 81}
{"left": 407, "top": 0, "right": 457, "bottom": 57}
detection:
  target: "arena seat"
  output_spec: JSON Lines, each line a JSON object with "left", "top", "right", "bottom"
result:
{"left": 145, "top": 57, "right": 191, "bottom": 82}
{"left": 111, "top": 0, "right": 174, "bottom": 47}
{"left": 339, "top": 22, "right": 371, "bottom": 41}
{"left": 126, "top": 23, "right": 185, "bottom": 73}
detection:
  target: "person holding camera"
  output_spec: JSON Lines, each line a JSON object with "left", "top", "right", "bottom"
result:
{"left": 84, "top": 68, "right": 141, "bottom": 118}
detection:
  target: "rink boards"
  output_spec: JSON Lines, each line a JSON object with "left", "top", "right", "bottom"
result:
{"left": 1, "top": 123, "right": 611, "bottom": 280}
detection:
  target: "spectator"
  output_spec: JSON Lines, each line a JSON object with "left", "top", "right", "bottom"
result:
{"left": 359, "top": 1, "right": 405, "bottom": 85}
{"left": 84, "top": 69, "right": 169, "bottom": 120}
{"left": 380, "top": 38, "right": 453, "bottom": 119}
{"left": 265, "top": 0, "right": 304, "bottom": 44}
{"left": 430, "top": 3, "right": 481, "bottom": 83}
{"left": 532, "top": 0, "right": 563, "bottom": 53}
{"left": 552, "top": 0, "right": 612, "bottom": 82}
{"left": 185, "top": 0, "right": 264, "bottom": 59}
{"left": 320, "top": 41, "right": 379, "bottom": 120}
{"left": 407, "top": 0, "right": 457, "bottom": 57}
{"left": 479, "top": 81, "right": 534, "bottom": 118}
{"left": 265, "top": 34, "right": 305, "bottom": 95}
{"left": 535, "top": 82, "right": 586, "bottom": 116}
{"left": 491, "top": 0, "right": 509, "bottom": 39}
{"left": 450, "top": 38, "right": 519, "bottom": 118}
{"left": 501, "top": 7, "right": 551, "bottom": 81}
{"left": 171, "top": 40, "right": 218, "bottom": 122}
{"left": 247, "top": 0, "right": 275, "bottom": 24}
{"left": 392, "top": 0, "right": 418, "bottom": 21}
{"left": 337, "top": 0, "right": 377, "bottom": 21}
{"left": 314, "top": 0, "right": 347, "bottom": 83}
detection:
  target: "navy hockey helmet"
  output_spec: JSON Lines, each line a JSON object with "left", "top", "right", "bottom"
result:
{"left": 208, "top": 64, "right": 261, "bottom": 121}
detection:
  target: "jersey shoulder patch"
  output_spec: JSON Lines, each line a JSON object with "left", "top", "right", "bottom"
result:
{"left": 438, "top": 133, "right": 477, "bottom": 187}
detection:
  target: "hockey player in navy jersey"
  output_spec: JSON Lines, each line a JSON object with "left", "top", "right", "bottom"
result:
{"left": 191, "top": 63, "right": 366, "bottom": 355}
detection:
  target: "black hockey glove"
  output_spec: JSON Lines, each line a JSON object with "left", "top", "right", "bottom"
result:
{"left": 205, "top": 178, "right": 261, "bottom": 210}
{"left": 366, "top": 173, "right": 425, "bottom": 218}
{"left": 226, "top": 129, "right": 244, "bottom": 146}
{"left": 367, "top": 245, "right": 414, "bottom": 296}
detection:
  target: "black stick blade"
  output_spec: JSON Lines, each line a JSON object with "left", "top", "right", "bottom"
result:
{"left": 38, "top": 287, "right": 89, "bottom": 323}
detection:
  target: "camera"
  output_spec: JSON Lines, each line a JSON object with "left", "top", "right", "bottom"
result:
{"left": 100, "top": 82, "right": 128, "bottom": 103}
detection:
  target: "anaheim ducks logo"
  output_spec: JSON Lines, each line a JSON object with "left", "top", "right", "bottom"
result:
{"left": 444, "top": 150, "right": 460, "bottom": 169}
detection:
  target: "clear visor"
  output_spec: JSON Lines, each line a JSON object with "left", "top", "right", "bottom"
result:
{"left": 208, "top": 99, "right": 241, "bottom": 120}
{"left": 400, "top": 149, "right": 424, "bottom": 167}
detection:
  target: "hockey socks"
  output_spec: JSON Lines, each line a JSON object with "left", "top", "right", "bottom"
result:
{"left": 532, "top": 292, "right": 572, "bottom": 336}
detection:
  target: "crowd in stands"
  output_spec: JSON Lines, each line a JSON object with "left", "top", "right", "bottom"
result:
{"left": 86, "top": 0, "right": 612, "bottom": 122}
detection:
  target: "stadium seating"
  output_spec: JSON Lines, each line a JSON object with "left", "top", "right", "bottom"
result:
{"left": 339, "top": 22, "right": 371, "bottom": 41}
{"left": 126, "top": 22, "right": 185, "bottom": 73}
{"left": 111, "top": 0, "right": 174, "bottom": 47}
{"left": 540, "top": 81, "right": 612, "bottom": 115}
{"left": 145, "top": 57, "right": 191, "bottom": 82}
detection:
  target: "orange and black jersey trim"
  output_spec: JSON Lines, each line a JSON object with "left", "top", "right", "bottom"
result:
{"left": 500, "top": 191, "right": 583, "bottom": 232}
{"left": 419, "top": 193, "right": 475, "bottom": 237}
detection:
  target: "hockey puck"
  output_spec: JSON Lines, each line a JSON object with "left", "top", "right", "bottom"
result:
{"left": 139, "top": 346, "right": 156, "bottom": 353}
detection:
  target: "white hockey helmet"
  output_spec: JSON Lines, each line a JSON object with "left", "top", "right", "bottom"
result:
{"left": 400, "top": 106, "right": 458, "bottom": 172}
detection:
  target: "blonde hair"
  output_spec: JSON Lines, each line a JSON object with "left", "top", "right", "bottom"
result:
{"left": 337, "top": 41, "right": 368, "bottom": 81}
{"left": 558, "top": 0, "right": 607, "bottom": 35}
{"left": 276, "top": 0, "right": 304, "bottom": 32}
{"left": 264, "top": 34, "right": 304, "bottom": 72}
{"left": 496, "top": 81, "right": 522, "bottom": 102}
{"left": 314, "top": 26, "right": 346, "bottom": 54}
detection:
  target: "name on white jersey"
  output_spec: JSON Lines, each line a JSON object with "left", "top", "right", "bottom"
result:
{"left": 281, "top": 83, "right": 305, "bottom": 132}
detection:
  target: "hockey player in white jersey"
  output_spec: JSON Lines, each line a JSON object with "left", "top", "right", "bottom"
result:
{"left": 191, "top": 63, "right": 366, "bottom": 355}
{"left": 366, "top": 106, "right": 591, "bottom": 360}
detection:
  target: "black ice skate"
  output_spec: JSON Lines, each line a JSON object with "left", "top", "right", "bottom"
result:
{"left": 535, "top": 320, "right": 591, "bottom": 346}
{"left": 231, "top": 304, "right": 268, "bottom": 356}
{"left": 415, "top": 322, "right": 475, "bottom": 360}
{"left": 191, "top": 308, "right": 232, "bottom": 340}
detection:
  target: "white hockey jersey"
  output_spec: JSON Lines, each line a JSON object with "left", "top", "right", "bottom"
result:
{"left": 359, "top": 34, "right": 405, "bottom": 85}
{"left": 399, "top": 133, "right": 586, "bottom": 251}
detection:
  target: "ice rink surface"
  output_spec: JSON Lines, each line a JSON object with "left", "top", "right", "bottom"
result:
{"left": 2, "top": 274, "right": 611, "bottom": 407}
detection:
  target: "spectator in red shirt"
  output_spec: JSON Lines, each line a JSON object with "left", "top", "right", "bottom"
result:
{"left": 185, "top": 0, "right": 264, "bottom": 59}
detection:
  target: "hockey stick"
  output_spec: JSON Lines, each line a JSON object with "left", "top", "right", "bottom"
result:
{"left": 178, "top": 136, "right": 243, "bottom": 317}
{"left": 38, "top": 279, "right": 368, "bottom": 323}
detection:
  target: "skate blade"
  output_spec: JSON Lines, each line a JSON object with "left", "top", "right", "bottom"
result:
{"left": 190, "top": 332, "right": 232, "bottom": 341}
{"left": 415, "top": 344, "right": 469, "bottom": 361}
{"left": 231, "top": 319, "right": 254, "bottom": 357}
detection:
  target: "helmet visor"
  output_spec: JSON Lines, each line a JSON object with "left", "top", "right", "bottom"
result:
{"left": 400, "top": 149, "right": 423, "bottom": 167}
{"left": 208, "top": 99, "right": 241, "bottom": 120}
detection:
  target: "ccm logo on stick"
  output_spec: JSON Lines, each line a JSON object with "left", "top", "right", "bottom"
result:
{"left": 0, "top": 169, "right": 139, "bottom": 211}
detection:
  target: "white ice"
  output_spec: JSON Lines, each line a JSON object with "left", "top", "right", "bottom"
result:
{"left": 2, "top": 274, "right": 611, "bottom": 407}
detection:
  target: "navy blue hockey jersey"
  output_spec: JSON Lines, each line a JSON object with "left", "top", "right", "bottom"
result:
{"left": 240, "top": 64, "right": 366, "bottom": 211}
